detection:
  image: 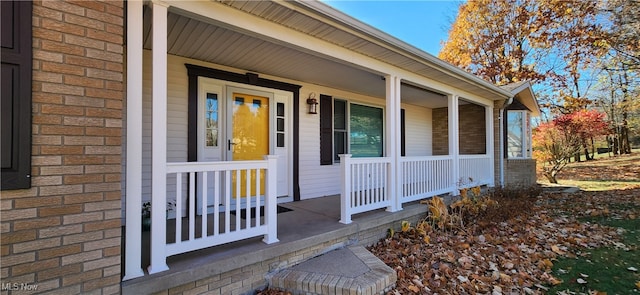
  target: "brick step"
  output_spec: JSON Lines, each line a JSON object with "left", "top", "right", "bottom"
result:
{"left": 267, "top": 246, "right": 396, "bottom": 295}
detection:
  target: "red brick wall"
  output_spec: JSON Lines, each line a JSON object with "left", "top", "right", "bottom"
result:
{"left": 1, "top": 1, "right": 124, "bottom": 293}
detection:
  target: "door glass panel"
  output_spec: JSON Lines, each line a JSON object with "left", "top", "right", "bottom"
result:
{"left": 205, "top": 93, "right": 218, "bottom": 147}
{"left": 276, "top": 102, "right": 285, "bottom": 147}
{"left": 232, "top": 93, "right": 269, "bottom": 197}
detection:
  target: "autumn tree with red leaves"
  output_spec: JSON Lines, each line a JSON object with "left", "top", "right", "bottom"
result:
{"left": 533, "top": 110, "right": 609, "bottom": 183}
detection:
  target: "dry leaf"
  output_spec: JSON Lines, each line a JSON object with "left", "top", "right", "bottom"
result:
{"left": 577, "top": 278, "right": 587, "bottom": 284}
{"left": 407, "top": 284, "right": 420, "bottom": 293}
{"left": 551, "top": 244, "right": 566, "bottom": 255}
{"left": 401, "top": 221, "right": 410, "bottom": 232}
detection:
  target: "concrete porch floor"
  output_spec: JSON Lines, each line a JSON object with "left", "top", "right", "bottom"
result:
{"left": 121, "top": 195, "right": 429, "bottom": 294}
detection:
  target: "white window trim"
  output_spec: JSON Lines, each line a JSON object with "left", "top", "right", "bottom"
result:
{"left": 332, "top": 98, "right": 385, "bottom": 163}
{"left": 507, "top": 110, "right": 532, "bottom": 159}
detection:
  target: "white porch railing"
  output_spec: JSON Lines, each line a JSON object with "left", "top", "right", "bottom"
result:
{"left": 401, "top": 156, "right": 455, "bottom": 203}
{"left": 339, "top": 155, "right": 393, "bottom": 224}
{"left": 160, "top": 156, "right": 278, "bottom": 262}
{"left": 339, "top": 154, "right": 493, "bottom": 223}
{"left": 458, "top": 154, "right": 492, "bottom": 188}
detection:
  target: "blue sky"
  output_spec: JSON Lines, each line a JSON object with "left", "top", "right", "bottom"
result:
{"left": 323, "top": 1, "right": 462, "bottom": 56}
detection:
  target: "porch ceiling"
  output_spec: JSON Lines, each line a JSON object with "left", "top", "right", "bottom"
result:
{"left": 142, "top": 1, "right": 503, "bottom": 109}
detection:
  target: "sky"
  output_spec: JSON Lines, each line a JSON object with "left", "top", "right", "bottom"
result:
{"left": 322, "top": 1, "right": 462, "bottom": 56}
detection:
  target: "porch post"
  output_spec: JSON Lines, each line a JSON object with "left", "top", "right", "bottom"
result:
{"left": 123, "top": 0, "right": 144, "bottom": 281}
{"left": 148, "top": 0, "right": 170, "bottom": 274}
{"left": 486, "top": 105, "right": 495, "bottom": 187}
{"left": 339, "top": 154, "right": 352, "bottom": 224}
{"left": 385, "top": 75, "right": 402, "bottom": 212}
{"left": 263, "top": 155, "right": 279, "bottom": 244}
{"left": 448, "top": 95, "right": 460, "bottom": 194}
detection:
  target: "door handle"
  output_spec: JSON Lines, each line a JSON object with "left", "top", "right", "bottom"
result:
{"left": 228, "top": 139, "right": 236, "bottom": 151}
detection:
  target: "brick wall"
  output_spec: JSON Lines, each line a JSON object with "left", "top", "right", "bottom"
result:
{"left": 1, "top": 1, "right": 124, "bottom": 294}
{"left": 493, "top": 101, "right": 503, "bottom": 186}
{"left": 458, "top": 104, "right": 486, "bottom": 155}
{"left": 431, "top": 107, "right": 448, "bottom": 155}
{"left": 432, "top": 104, "right": 487, "bottom": 155}
{"left": 505, "top": 159, "right": 537, "bottom": 186}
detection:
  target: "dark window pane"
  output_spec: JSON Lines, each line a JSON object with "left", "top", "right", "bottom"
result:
{"left": 334, "top": 100, "right": 346, "bottom": 130}
{"left": 277, "top": 102, "right": 284, "bottom": 117}
{"left": 277, "top": 118, "right": 284, "bottom": 132}
{"left": 334, "top": 131, "right": 346, "bottom": 161}
{"left": 277, "top": 133, "right": 285, "bottom": 147}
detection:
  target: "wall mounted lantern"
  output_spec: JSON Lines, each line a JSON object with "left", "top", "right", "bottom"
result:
{"left": 306, "top": 92, "right": 318, "bottom": 114}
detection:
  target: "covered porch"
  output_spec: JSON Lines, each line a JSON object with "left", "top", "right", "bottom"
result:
{"left": 121, "top": 195, "right": 430, "bottom": 294}
{"left": 122, "top": 0, "right": 512, "bottom": 287}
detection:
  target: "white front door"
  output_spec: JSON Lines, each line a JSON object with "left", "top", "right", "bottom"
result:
{"left": 196, "top": 78, "right": 292, "bottom": 214}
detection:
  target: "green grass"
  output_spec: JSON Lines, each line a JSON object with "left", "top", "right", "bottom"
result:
{"left": 555, "top": 179, "right": 640, "bottom": 191}
{"left": 547, "top": 215, "right": 640, "bottom": 294}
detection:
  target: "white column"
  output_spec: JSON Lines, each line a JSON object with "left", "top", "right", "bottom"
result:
{"left": 339, "top": 154, "right": 352, "bottom": 224}
{"left": 385, "top": 75, "right": 402, "bottom": 212}
{"left": 448, "top": 95, "right": 459, "bottom": 194}
{"left": 123, "top": 0, "right": 144, "bottom": 281}
{"left": 486, "top": 105, "right": 495, "bottom": 187}
{"left": 262, "top": 155, "right": 279, "bottom": 244}
{"left": 148, "top": 0, "right": 170, "bottom": 275}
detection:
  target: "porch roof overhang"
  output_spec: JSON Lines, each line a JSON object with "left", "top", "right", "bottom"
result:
{"left": 500, "top": 81, "right": 541, "bottom": 116}
{"left": 143, "top": 0, "right": 512, "bottom": 108}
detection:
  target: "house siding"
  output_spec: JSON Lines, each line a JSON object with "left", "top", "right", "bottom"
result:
{"left": 401, "top": 104, "right": 433, "bottom": 157}
{"left": 1, "top": 1, "right": 124, "bottom": 294}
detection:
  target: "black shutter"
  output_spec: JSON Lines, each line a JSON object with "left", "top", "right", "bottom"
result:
{"left": 401, "top": 109, "right": 406, "bottom": 157}
{"left": 319, "top": 94, "right": 333, "bottom": 165}
{"left": 1, "top": 1, "right": 32, "bottom": 190}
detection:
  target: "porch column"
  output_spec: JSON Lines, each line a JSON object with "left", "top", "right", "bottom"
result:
{"left": 385, "top": 75, "right": 402, "bottom": 212}
{"left": 123, "top": 0, "right": 144, "bottom": 281}
{"left": 149, "top": 0, "right": 170, "bottom": 274}
{"left": 448, "top": 95, "right": 459, "bottom": 194}
{"left": 485, "top": 104, "right": 495, "bottom": 187}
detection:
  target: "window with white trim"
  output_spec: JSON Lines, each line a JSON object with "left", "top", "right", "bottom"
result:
{"left": 320, "top": 95, "right": 385, "bottom": 164}
{"left": 507, "top": 110, "right": 531, "bottom": 158}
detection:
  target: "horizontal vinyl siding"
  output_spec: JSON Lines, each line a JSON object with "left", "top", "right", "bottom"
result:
{"left": 401, "top": 103, "right": 432, "bottom": 157}
{"left": 141, "top": 51, "right": 189, "bottom": 202}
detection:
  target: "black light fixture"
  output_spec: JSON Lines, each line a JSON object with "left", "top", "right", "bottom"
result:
{"left": 306, "top": 92, "right": 318, "bottom": 114}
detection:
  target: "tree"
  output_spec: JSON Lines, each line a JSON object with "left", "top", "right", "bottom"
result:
{"left": 438, "top": 0, "right": 546, "bottom": 86}
{"left": 439, "top": 0, "right": 606, "bottom": 114}
{"left": 594, "top": 62, "right": 639, "bottom": 154}
{"left": 563, "top": 109, "right": 610, "bottom": 160}
{"left": 533, "top": 110, "right": 609, "bottom": 183}
{"left": 532, "top": 119, "right": 581, "bottom": 184}
{"left": 600, "top": 0, "right": 640, "bottom": 71}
